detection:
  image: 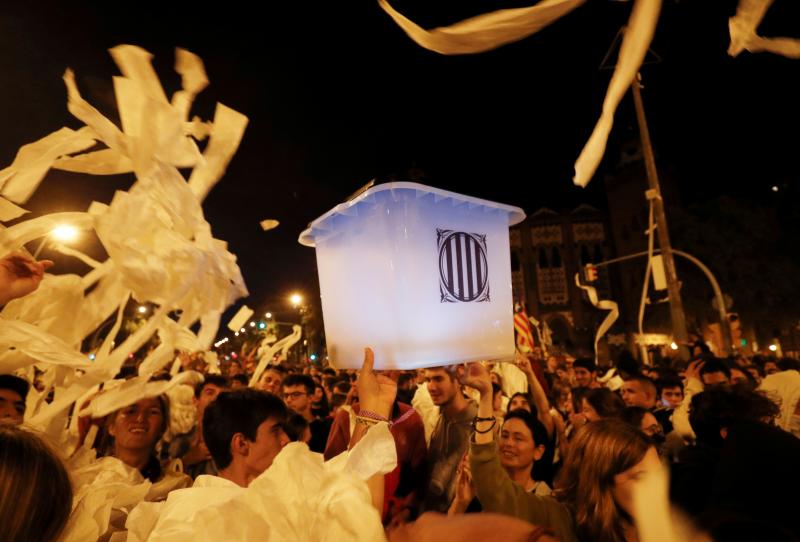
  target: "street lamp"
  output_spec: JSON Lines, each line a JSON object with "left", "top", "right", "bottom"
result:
{"left": 290, "top": 293, "right": 303, "bottom": 308}
{"left": 137, "top": 305, "right": 148, "bottom": 314}
{"left": 33, "top": 223, "right": 80, "bottom": 258}
{"left": 51, "top": 225, "right": 79, "bottom": 242}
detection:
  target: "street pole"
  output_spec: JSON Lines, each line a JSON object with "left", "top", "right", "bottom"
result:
{"left": 631, "top": 73, "right": 690, "bottom": 360}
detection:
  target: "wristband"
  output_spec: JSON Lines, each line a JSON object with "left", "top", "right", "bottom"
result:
{"left": 358, "top": 409, "right": 389, "bottom": 422}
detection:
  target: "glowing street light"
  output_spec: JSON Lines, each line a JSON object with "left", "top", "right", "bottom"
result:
{"left": 769, "top": 344, "right": 778, "bottom": 352}
{"left": 240, "top": 327, "right": 246, "bottom": 333}
{"left": 51, "top": 224, "right": 79, "bottom": 242}
{"left": 137, "top": 305, "right": 148, "bottom": 314}
{"left": 290, "top": 293, "right": 303, "bottom": 308}
{"left": 249, "top": 321, "right": 256, "bottom": 327}
{"left": 265, "top": 312, "right": 273, "bottom": 319}
{"left": 33, "top": 223, "right": 80, "bottom": 258}
{"left": 670, "top": 342, "right": 679, "bottom": 351}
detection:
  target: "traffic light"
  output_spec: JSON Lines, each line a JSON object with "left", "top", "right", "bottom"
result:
{"left": 584, "top": 264, "right": 599, "bottom": 282}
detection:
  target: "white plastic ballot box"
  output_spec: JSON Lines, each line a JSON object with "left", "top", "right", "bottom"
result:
{"left": 299, "top": 182, "right": 526, "bottom": 370}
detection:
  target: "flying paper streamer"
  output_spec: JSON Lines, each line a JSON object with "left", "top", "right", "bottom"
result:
{"left": 227, "top": 304, "right": 254, "bottom": 332}
{"left": 728, "top": 0, "right": 800, "bottom": 59}
{"left": 378, "top": 0, "right": 668, "bottom": 187}
{"left": 260, "top": 219, "right": 279, "bottom": 231}
{"left": 0, "top": 46, "right": 249, "bottom": 452}
{"left": 574, "top": 273, "right": 619, "bottom": 365}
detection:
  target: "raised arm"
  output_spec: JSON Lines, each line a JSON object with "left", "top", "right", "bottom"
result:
{"left": 349, "top": 347, "right": 397, "bottom": 511}
{"left": 513, "top": 353, "right": 555, "bottom": 437}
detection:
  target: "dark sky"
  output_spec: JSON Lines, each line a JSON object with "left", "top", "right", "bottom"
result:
{"left": 1, "top": 0, "right": 798, "bottom": 324}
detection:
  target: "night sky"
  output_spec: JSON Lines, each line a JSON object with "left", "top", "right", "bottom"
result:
{"left": 1, "top": 0, "right": 798, "bottom": 327}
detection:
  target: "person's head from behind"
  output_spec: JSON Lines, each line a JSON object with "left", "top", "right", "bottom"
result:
{"left": 396, "top": 372, "right": 416, "bottom": 404}
{"left": 106, "top": 396, "right": 168, "bottom": 466}
{"left": 581, "top": 388, "right": 626, "bottom": 422}
{"left": 203, "top": 389, "right": 289, "bottom": 487}
{"left": 0, "top": 374, "right": 29, "bottom": 425}
{"left": 283, "top": 410, "right": 311, "bottom": 444}
{"left": 700, "top": 359, "right": 731, "bottom": 387}
{"left": 0, "top": 425, "right": 72, "bottom": 542}
{"left": 555, "top": 419, "right": 659, "bottom": 542}
{"left": 688, "top": 385, "right": 779, "bottom": 448}
{"left": 508, "top": 392, "right": 532, "bottom": 413}
{"left": 425, "top": 366, "right": 461, "bottom": 407}
{"left": 282, "top": 374, "right": 315, "bottom": 416}
{"left": 195, "top": 375, "right": 230, "bottom": 420}
{"left": 656, "top": 374, "right": 684, "bottom": 409}
{"left": 573, "top": 358, "right": 597, "bottom": 388}
{"left": 620, "top": 375, "right": 657, "bottom": 409}
{"left": 499, "top": 409, "right": 548, "bottom": 474}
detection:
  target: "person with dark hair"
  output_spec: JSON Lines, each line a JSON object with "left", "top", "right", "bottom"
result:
{"left": 229, "top": 374, "right": 249, "bottom": 389}
{"left": 283, "top": 373, "right": 331, "bottom": 453}
{"left": 465, "top": 362, "right": 661, "bottom": 542}
{"left": 170, "top": 374, "right": 230, "bottom": 478}
{"left": 103, "top": 396, "right": 175, "bottom": 482}
{"left": 203, "top": 388, "right": 289, "bottom": 487}
{"left": 138, "top": 348, "right": 397, "bottom": 540}
{"left": 508, "top": 392, "right": 532, "bottom": 413}
{"left": 572, "top": 358, "right": 600, "bottom": 389}
{"left": 195, "top": 374, "right": 230, "bottom": 401}
{"left": 396, "top": 372, "right": 417, "bottom": 405}
{"left": 449, "top": 408, "right": 552, "bottom": 516}
{"left": 0, "top": 425, "right": 72, "bottom": 542}
{"left": 620, "top": 374, "right": 657, "bottom": 409}
{"left": 283, "top": 410, "right": 311, "bottom": 444}
{"left": 615, "top": 350, "right": 641, "bottom": 379}
{"left": 620, "top": 406, "right": 663, "bottom": 444}
{"left": 656, "top": 374, "right": 684, "bottom": 409}
{"left": 671, "top": 385, "right": 798, "bottom": 538}
{"left": 420, "top": 366, "right": 478, "bottom": 513}
{"left": 699, "top": 359, "right": 731, "bottom": 386}
{"left": 511, "top": 355, "right": 558, "bottom": 486}
{"left": 0, "top": 374, "right": 30, "bottom": 425}
{"left": 580, "top": 388, "right": 626, "bottom": 423}
{"left": 728, "top": 366, "right": 755, "bottom": 389}
{"left": 311, "top": 383, "right": 330, "bottom": 419}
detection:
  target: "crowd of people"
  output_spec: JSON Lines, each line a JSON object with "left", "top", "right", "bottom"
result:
{"left": 2, "top": 251, "right": 800, "bottom": 542}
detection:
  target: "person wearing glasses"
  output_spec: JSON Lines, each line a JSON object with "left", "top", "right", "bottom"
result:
{"left": 282, "top": 373, "right": 331, "bottom": 452}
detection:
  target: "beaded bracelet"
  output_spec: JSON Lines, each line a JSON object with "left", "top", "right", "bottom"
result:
{"left": 356, "top": 416, "right": 391, "bottom": 428}
{"left": 358, "top": 409, "right": 390, "bottom": 423}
